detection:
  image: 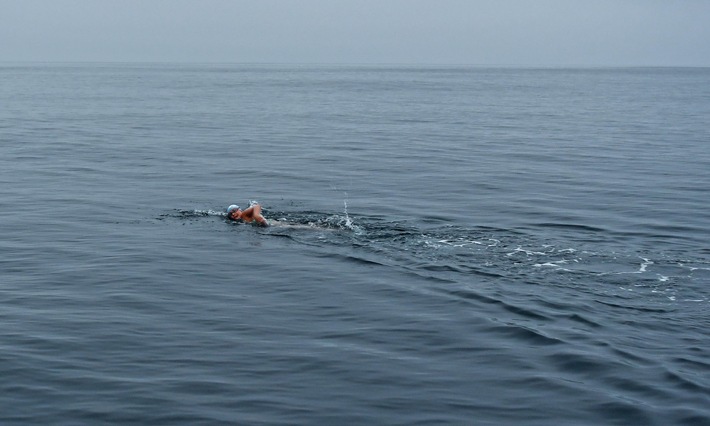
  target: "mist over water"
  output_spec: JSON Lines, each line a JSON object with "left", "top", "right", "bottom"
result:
{"left": 1, "top": 64, "right": 709, "bottom": 425}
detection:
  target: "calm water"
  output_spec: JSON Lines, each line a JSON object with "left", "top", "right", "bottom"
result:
{"left": 1, "top": 64, "right": 709, "bottom": 425}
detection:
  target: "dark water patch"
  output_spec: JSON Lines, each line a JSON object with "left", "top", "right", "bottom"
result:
{"left": 439, "top": 288, "right": 497, "bottom": 306}
{"left": 673, "top": 356, "right": 710, "bottom": 371}
{"left": 533, "top": 222, "right": 610, "bottom": 233}
{"left": 591, "top": 400, "right": 655, "bottom": 426}
{"left": 670, "top": 412, "right": 710, "bottom": 426}
{"left": 594, "top": 299, "right": 675, "bottom": 314}
{"left": 664, "top": 371, "right": 710, "bottom": 396}
{"left": 606, "top": 376, "right": 673, "bottom": 401}
{"left": 493, "top": 300, "right": 551, "bottom": 322}
{"left": 609, "top": 348, "right": 657, "bottom": 367}
{"left": 566, "top": 313, "right": 603, "bottom": 328}
{"left": 488, "top": 324, "right": 563, "bottom": 346}
{"left": 418, "top": 262, "right": 506, "bottom": 278}
{"left": 547, "top": 351, "right": 616, "bottom": 377}
{"left": 324, "top": 252, "right": 389, "bottom": 268}
{"left": 438, "top": 288, "right": 552, "bottom": 324}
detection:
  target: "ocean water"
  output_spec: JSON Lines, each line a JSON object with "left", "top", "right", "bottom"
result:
{"left": 1, "top": 64, "right": 709, "bottom": 425}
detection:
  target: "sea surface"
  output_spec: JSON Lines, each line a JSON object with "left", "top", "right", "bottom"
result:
{"left": 1, "top": 64, "right": 709, "bottom": 425}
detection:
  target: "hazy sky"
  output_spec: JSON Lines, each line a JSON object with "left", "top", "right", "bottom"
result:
{"left": 2, "top": 0, "right": 709, "bottom": 66}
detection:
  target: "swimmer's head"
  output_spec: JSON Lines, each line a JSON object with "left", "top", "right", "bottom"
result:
{"left": 226, "top": 204, "right": 240, "bottom": 219}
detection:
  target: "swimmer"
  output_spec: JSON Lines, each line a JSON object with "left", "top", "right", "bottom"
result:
{"left": 226, "top": 203, "right": 268, "bottom": 226}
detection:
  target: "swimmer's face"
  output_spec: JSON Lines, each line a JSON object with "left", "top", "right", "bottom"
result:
{"left": 229, "top": 209, "right": 241, "bottom": 220}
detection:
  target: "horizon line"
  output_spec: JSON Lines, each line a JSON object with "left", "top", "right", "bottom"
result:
{"left": 1, "top": 60, "right": 709, "bottom": 69}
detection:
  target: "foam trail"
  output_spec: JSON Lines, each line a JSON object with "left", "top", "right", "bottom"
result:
{"left": 638, "top": 258, "right": 653, "bottom": 273}
{"left": 183, "top": 209, "right": 226, "bottom": 217}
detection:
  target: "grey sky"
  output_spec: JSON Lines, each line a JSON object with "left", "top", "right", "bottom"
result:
{"left": 2, "top": 0, "right": 709, "bottom": 66}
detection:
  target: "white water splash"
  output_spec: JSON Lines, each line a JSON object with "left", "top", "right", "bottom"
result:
{"left": 638, "top": 257, "right": 653, "bottom": 273}
{"left": 343, "top": 198, "right": 352, "bottom": 227}
{"left": 340, "top": 197, "right": 363, "bottom": 234}
{"left": 193, "top": 209, "right": 226, "bottom": 217}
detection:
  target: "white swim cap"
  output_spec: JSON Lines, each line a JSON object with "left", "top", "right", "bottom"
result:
{"left": 226, "top": 204, "right": 239, "bottom": 214}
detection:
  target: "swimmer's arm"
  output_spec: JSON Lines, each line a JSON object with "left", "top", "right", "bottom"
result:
{"left": 251, "top": 204, "right": 269, "bottom": 226}
{"left": 243, "top": 204, "right": 268, "bottom": 226}
{"left": 240, "top": 205, "right": 257, "bottom": 220}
